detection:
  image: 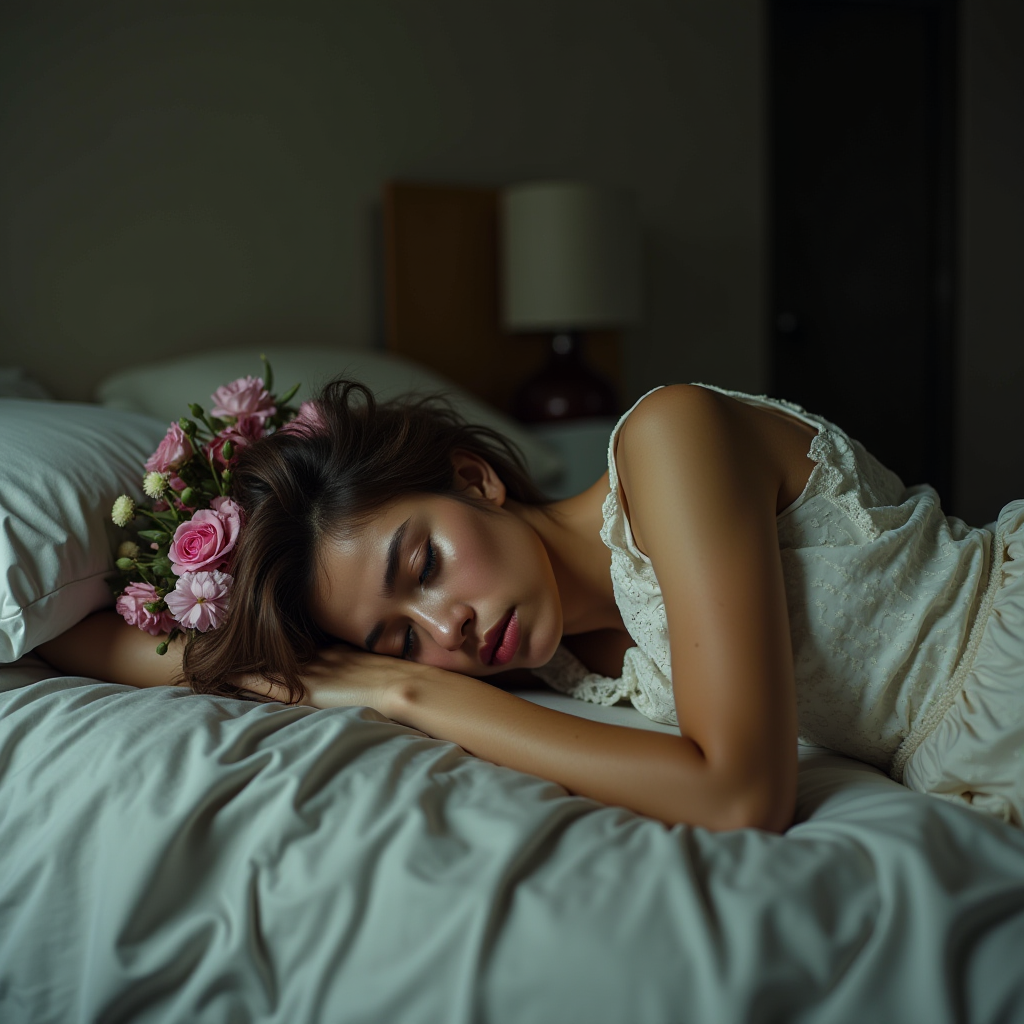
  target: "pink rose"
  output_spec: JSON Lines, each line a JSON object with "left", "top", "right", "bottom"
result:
{"left": 210, "top": 494, "right": 244, "bottom": 533}
{"left": 115, "top": 581, "right": 176, "bottom": 636}
{"left": 168, "top": 498, "right": 242, "bottom": 575}
{"left": 210, "top": 376, "right": 276, "bottom": 423}
{"left": 165, "top": 571, "right": 233, "bottom": 632}
{"left": 279, "top": 401, "right": 326, "bottom": 437}
{"left": 206, "top": 414, "right": 265, "bottom": 468}
{"left": 145, "top": 423, "right": 194, "bottom": 474}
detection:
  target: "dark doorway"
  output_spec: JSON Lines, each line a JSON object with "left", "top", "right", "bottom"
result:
{"left": 769, "top": 0, "right": 958, "bottom": 512}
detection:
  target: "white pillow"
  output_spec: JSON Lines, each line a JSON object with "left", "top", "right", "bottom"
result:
{"left": 95, "top": 347, "right": 564, "bottom": 486}
{"left": 0, "top": 367, "right": 52, "bottom": 400}
{"left": 0, "top": 400, "right": 168, "bottom": 663}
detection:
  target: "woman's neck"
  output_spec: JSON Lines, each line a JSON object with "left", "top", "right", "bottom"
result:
{"left": 509, "top": 474, "right": 623, "bottom": 636}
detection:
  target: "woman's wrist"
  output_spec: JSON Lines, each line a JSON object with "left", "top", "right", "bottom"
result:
{"left": 379, "top": 661, "right": 446, "bottom": 723}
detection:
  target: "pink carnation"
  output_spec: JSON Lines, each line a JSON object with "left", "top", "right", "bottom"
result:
{"left": 210, "top": 376, "right": 276, "bottom": 423}
{"left": 115, "top": 581, "right": 176, "bottom": 636}
{"left": 168, "top": 496, "right": 243, "bottom": 575}
{"left": 165, "top": 571, "right": 233, "bottom": 632}
{"left": 206, "top": 414, "right": 265, "bottom": 468}
{"left": 145, "top": 422, "right": 194, "bottom": 474}
{"left": 279, "top": 401, "right": 326, "bottom": 437}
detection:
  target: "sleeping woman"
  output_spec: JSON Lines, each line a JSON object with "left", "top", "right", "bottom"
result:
{"left": 38, "top": 380, "right": 1024, "bottom": 832}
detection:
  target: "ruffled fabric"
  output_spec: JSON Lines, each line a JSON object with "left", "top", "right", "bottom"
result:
{"left": 902, "top": 499, "right": 1024, "bottom": 826}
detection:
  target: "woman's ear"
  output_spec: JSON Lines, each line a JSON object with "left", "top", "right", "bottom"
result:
{"left": 451, "top": 450, "right": 507, "bottom": 506}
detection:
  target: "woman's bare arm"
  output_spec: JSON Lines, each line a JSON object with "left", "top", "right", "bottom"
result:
{"left": 288, "top": 645, "right": 775, "bottom": 832}
{"left": 36, "top": 611, "right": 185, "bottom": 688}
{"left": 613, "top": 384, "right": 799, "bottom": 831}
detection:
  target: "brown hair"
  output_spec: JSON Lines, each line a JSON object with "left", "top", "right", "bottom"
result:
{"left": 181, "top": 379, "right": 549, "bottom": 703}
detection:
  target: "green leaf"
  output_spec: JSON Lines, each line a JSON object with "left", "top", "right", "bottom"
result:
{"left": 151, "top": 557, "right": 174, "bottom": 577}
{"left": 261, "top": 354, "right": 274, "bottom": 393}
{"left": 277, "top": 382, "right": 301, "bottom": 406}
{"left": 137, "top": 529, "right": 168, "bottom": 543}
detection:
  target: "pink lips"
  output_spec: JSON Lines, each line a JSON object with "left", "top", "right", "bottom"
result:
{"left": 482, "top": 610, "right": 519, "bottom": 667}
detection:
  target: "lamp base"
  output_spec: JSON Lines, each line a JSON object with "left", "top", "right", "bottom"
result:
{"left": 512, "top": 333, "right": 619, "bottom": 423}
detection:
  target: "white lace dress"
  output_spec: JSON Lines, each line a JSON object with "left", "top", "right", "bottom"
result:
{"left": 531, "top": 384, "right": 1010, "bottom": 788}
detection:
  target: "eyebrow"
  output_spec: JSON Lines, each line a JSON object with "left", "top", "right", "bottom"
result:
{"left": 364, "top": 517, "right": 411, "bottom": 651}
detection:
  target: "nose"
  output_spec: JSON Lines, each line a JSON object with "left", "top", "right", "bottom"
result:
{"left": 412, "top": 598, "right": 474, "bottom": 652}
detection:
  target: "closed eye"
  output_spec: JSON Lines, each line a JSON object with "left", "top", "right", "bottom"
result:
{"left": 402, "top": 541, "right": 438, "bottom": 659}
{"left": 419, "top": 540, "right": 437, "bottom": 586}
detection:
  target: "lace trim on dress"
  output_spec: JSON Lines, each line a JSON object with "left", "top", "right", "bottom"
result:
{"left": 530, "top": 644, "right": 633, "bottom": 706}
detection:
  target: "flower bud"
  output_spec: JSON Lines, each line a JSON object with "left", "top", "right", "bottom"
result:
{"left": 111, "top": 495, "right": 136, "bottom": 527}
{"left": 221, "top": 440, "right": 234, "bottom": 462}
{"left": 179, "top": 417, "right": 197, "bottom": 437}
{"left": 179, "top": 487, "right": 195, "bottom": 506}
{"left": 117, "top": 541, "right": 140, "bottom": 559}
{"left": 143, "top": 471, "right": 168, "bottom": 499}
{"left": 189, "top": 403, "right": 204, "bottom": 418}
{"left": 156, "top": 641, "right": 169, "bottom": 656}
{"left": 115, "top": 557, "right": 135, "bottom": 571}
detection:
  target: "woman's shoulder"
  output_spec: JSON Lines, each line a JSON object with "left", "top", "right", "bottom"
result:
{"left": 612, "top": 383, "right": 763, "bottom": 496}
{"left": 607, "top": 385, "right": 717, "bottom": 486}
{"left": 612, "top": 383, "right": 820, "bottom": 523}
{"left": 617, "top": 383, "right": 722, "bottom": 436}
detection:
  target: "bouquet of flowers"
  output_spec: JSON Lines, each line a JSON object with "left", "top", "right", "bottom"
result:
{"left": 109, "top": 358, "right": 301, "bottom": 654}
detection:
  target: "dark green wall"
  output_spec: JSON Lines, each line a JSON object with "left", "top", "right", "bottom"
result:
{"left": 0, "top": 0, "right": 767, "bottom": 404}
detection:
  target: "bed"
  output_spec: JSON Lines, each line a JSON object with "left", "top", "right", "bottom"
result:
{"left": 4, "top": 170, "right": 1024, "bottom": 1021}
{"left": 2, "top": 345, "right": 1023, "bottom": 1024}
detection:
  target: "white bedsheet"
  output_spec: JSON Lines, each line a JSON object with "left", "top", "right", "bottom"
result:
{"left": 1, "top": 656, "right": 1022, "bottom": 1023}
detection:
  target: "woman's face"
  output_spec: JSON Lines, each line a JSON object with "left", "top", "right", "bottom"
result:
{"left": 310, "top": 460, "right": 563, "bottom": 677}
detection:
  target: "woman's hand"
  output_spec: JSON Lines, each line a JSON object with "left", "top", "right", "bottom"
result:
{"left": 246, "top": 644, "right": 450, "bottom": 719}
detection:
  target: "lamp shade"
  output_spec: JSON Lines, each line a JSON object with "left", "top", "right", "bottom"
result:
{"left": 501, "top": 182, "right": 641, "bottom": 332}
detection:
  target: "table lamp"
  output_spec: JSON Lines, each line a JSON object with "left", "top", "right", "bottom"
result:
{"left": 501, "top": 181, "right": 641, "bottom": 422}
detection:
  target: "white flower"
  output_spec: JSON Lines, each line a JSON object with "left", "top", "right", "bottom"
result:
{"left": 143, "top": 471, "right": 169, "bottom": 499}
{"left": 111, "top": 495, "right": 135, "bottom": 528}
{"left": 117, "top": 541, "right": 141, "bottom": 559}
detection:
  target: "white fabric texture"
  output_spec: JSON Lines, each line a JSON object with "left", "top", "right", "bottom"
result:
{"left": 0, "top": 399, "right": 167, "bottom": 662}
{"left": 533, "top": 384, "right": 1022, "bottom": 822}
{"left": 4, "top": 657, "right": 1024, "bottom": 1022}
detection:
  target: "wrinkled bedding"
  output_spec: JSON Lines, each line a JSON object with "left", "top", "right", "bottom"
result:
{"left": 1, "top": 656, "right": 1023, "bottom": 1024}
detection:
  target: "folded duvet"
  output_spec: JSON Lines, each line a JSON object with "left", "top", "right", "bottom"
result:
{"left": 1, "top": 660, "right": 1023, "bottom": 1024}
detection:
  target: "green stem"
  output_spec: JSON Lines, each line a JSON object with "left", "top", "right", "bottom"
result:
{"left": 137, "top": 506, "right": 180, "bottom": 530}
{"left": 203, "top": 449, "right": 227, "bottom": 496}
